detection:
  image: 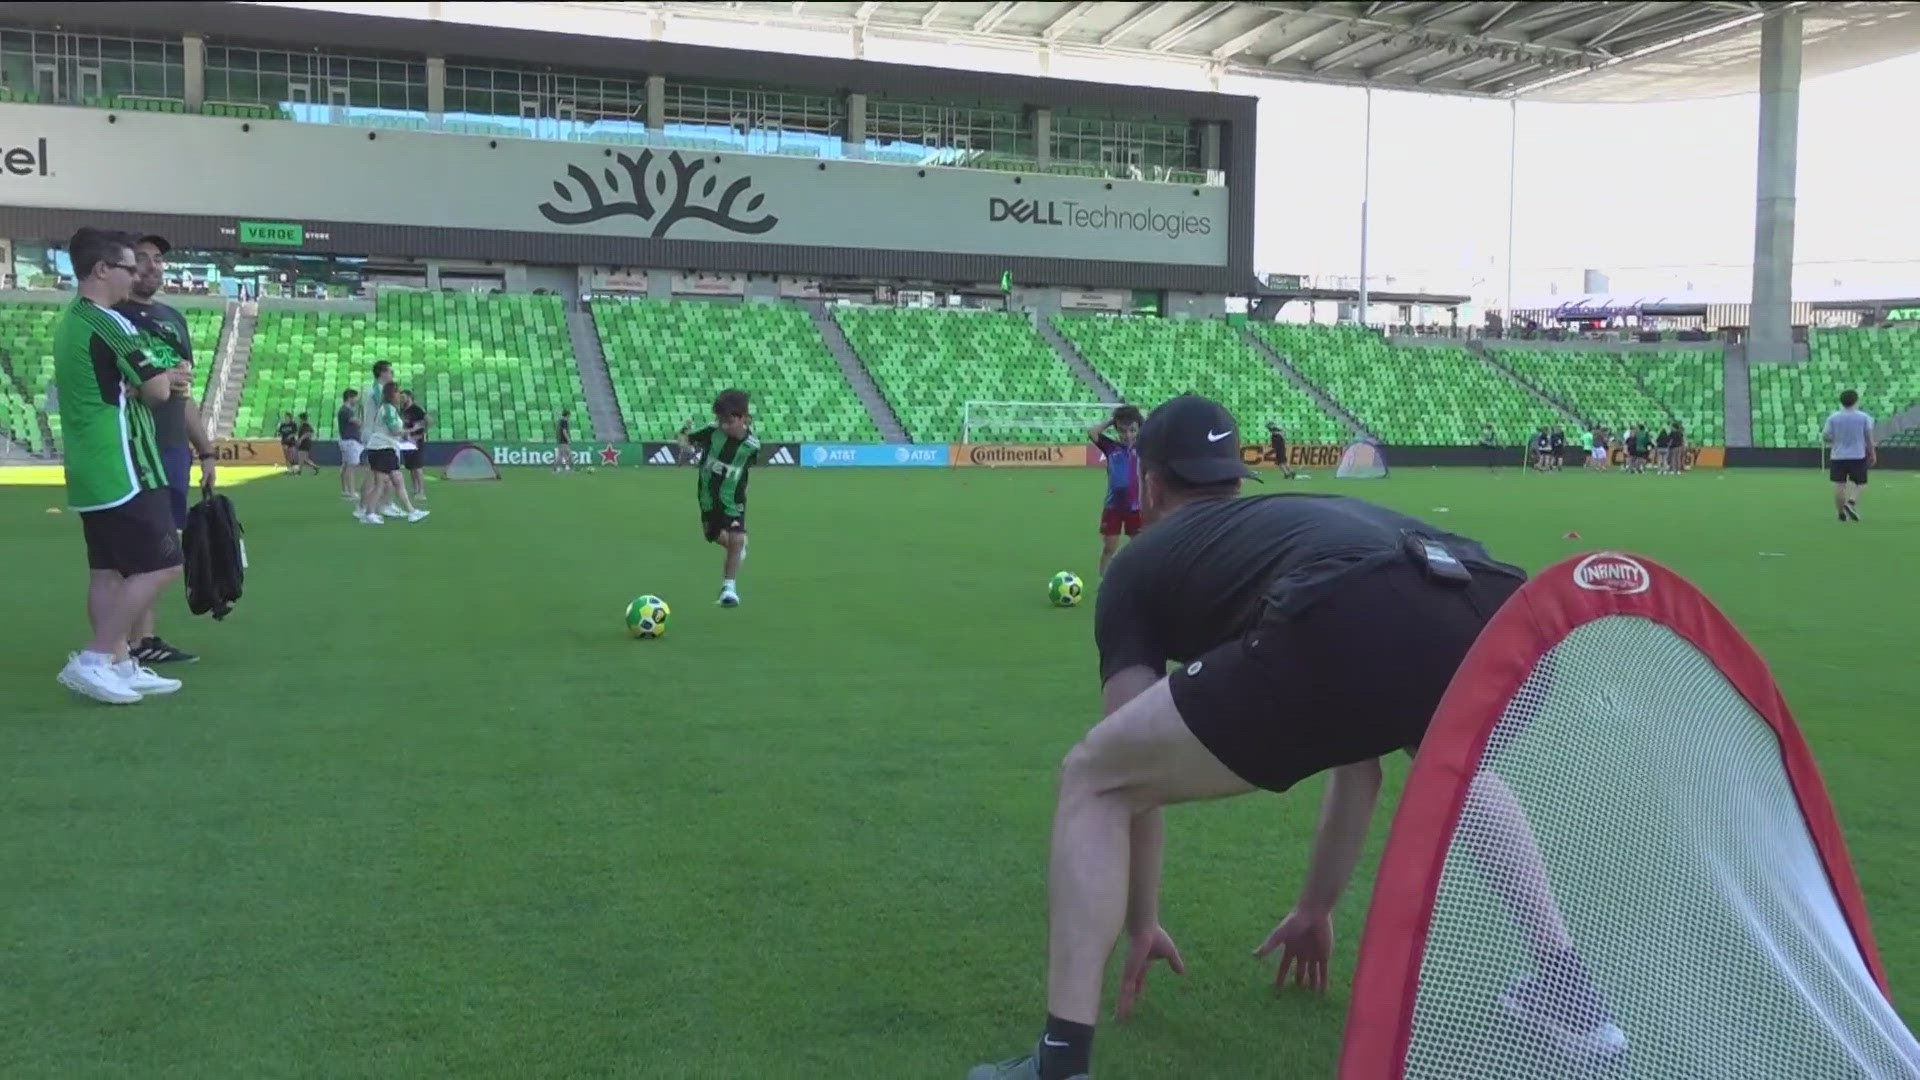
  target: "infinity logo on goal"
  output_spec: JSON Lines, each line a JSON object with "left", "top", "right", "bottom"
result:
{"left": 1572, "top": 552, "right": 1652, "bottom": 595}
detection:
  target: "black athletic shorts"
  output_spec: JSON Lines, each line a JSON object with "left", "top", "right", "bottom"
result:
{"left": 401, "top": 446, "right": 424, "bottom": 471}
{"left": 701, "top": 507, "right": 746, "bottom": 543}
{"left": 80, "top": 488, "right": 184, "bottom": 576}
{"left": 366, "top": 448, "right": 401, "bottom": 474}
{"left": 1169, "top": 560, "right": 1525, "bottom": 793}
{"left": 1829, "top": 458, "right": 1868, "bottom": 485}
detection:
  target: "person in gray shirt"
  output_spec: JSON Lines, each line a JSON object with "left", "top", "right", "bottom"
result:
{"left": 1822, "top": 388, "right": 1876, "bottom": 522}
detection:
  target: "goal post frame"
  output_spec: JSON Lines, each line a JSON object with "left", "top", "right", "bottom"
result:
{"left": 1339, "top": 550, "right": 1892, "bottom": 1078}
{"left": 961, "top": 400, "right": 1123, "bottom": 444}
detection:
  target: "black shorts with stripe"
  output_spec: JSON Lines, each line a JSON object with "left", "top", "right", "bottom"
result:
{"left": 701, "top": 507, "right": 745, "bottom": 543}
{"left": 80, "top": 488, "right": 184, "bottom": 576}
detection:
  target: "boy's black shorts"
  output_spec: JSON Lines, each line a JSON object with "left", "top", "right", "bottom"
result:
{"left": 701, "top": 507, "right": 746, "bottom": 543}
{"left": 1169, "top": 560, "right": 1525, "bottom": 793}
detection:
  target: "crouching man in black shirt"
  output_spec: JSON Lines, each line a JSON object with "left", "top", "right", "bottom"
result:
{"left": 969, "top": 395, "right": 1624, "bottom": 1080}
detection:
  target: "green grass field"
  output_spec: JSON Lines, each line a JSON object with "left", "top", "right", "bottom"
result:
{"left": 2, "top": 464, "right": 1916, "bottom": 1079}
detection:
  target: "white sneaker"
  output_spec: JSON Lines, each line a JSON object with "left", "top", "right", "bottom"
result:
{"left": 57, "top": 653, "right": 142, "bottom": 704}
{"left": 360, "top": 512, "right": 384, "bottom": 525}
{"left": 114, "top": 659, "right": 182, "bottom": 696}
{"left": 380, "top": 505, "right": 405, "bottom": 518}
{"left": 718, "top": 589, "right": 740, "bottom": 608}
{"left": 406, "top": 509, "right": 430, "bottom": 522}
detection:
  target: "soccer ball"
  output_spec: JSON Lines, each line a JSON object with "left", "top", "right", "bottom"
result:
{"left": 1048, "top": 571, "right": 1084, "bottom": 608}
{"left": 625, "top": 595, "right": 671, "bottom": 638}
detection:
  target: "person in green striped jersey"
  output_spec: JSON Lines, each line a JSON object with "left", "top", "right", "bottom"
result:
{"left": 52, "top": 228, "right": 194, "bottom": 705}
{"left": 678, "top": 388, "right": 759, "bottom": 608}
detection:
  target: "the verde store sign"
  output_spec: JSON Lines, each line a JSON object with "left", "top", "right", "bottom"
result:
{"left": 237, "top": 220, "right": 305, "bottom": 246}
{"left": 0, "top": 105, "right": 1228, "bottom": 267}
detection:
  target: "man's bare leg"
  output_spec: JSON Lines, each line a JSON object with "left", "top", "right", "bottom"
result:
{"left": 1458, "top": 770, "right": 1575, "bottom": 960}
{"left": 1834, "top": 481, "right": 1850, "bottom": 518}
{"left": 1033, "top": 679, "right": 1251, "bottom": 1077}
{"left": 87, "top": 568, "right": 179, "bottom": 661}
{"left": 1097, "top": 536, "right": 1119, "bottom": 576}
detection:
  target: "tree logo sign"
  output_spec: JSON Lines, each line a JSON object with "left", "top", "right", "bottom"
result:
{"left": 537, "top": 150, "right": 778, "bottom": 238}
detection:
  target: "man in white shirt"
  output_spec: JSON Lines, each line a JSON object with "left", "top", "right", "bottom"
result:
{"left": 1822, "top": 389, "right": 1876, "bottom": 523}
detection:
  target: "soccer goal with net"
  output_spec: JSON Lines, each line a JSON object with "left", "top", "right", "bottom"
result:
{"left": 962, "top": 400, "right": 1123, "bottom": 444}
{"left": 1340, "top": 552, "right": 1917, "bottom": 1079}
{"left": 442, "top": 443, "right": 500, "bottom": 480}
{"left": 1337, "top": 440, "right": 1389, "bottom": 479}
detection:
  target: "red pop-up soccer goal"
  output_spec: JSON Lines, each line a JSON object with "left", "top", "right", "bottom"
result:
{"left": 1340, "top": 551, "right": 1918, "bottom": 1079}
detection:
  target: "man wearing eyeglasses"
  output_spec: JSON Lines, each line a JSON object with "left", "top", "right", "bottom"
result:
{"left": 51, "top": 227, "right": 193, "bottom": 704}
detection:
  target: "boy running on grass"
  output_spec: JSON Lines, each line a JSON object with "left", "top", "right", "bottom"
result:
{"left": 1087, "top": 404, "right": 1143, "bottom": 576}
{"left": 678, "top": 389, "right": 758, "bottom": 608}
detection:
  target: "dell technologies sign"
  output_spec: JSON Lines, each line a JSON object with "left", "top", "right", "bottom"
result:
{"left": 988, "top": 197, "right": 1213, "bottom": 241}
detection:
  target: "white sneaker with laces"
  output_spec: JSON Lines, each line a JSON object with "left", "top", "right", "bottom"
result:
{"left": 718, "top": 589, "right": 740, "bottom": 608}
{"left": 380, "top": 505, "right": 405, "bottom": 518}
{"left": 361, "top": 512, "right": 384, "bottom": 525}
{"left": 407, "top": 509, "right": 430, "bottom": 522}
{"left": 58, "top": 653, "right": 142, "bottom": 704}
{"left": 114, "top": 659, "right": 182, "bottom": 696}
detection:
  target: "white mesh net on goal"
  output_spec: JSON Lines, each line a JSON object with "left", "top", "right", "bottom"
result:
{"left": 1337, "top": 441, "right": 1388, "bottom": 479}
{"left": 442, "top": 444, "right": 499, "bottom": 480}
{"left": 1400, "top": 615, "right": 1918, "bottom": 1079}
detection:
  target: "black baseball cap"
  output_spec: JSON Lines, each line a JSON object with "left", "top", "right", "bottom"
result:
{"left": 1136, "top": 394, "right": 1261, "bottom": 485}
{"left": 135, "top": 233, "right": 170, "bottom": 254}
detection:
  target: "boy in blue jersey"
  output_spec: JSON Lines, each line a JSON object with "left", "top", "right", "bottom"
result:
{"left": 1088, "top": 404, "right": 1144, "bottom": 575}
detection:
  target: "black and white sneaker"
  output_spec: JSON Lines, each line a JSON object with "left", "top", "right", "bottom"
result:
{"left": 132, "top": 636, "right": 199, "bottom": 664}
{"left": 1500, "top": 952, "right": 1628, "bottom": 1065}
{"left": 1845, "top": 501, "right": 1860, "bottom": 522}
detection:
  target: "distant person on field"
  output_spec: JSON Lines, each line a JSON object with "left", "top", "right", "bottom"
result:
{"left": 276, "top": 411, "right": 298, "bottom": 473}
{"left": 337, "top": 388, "right": 363, "bottom": 500}
{"left": 356, "top": 361, "right": 400, "bottom": 518}
{"left": 1088, "top": 405, "right": 1143, "bottom": 575}
{"left": 357, "top": 381, "right": 427, "bottom": 525}
{"left": 1666, "top": 421, "right": 1687, "bottom": 474}
{"left": 116, "top": 232, "right": 215, "bottom": 666}
{"left": 1265, "top": 421, "right": 1297, "bottom": 480}
{"left": 554, "top": 408, "right": 574, "bottom": 473}
{"left": 678, "top": 389, "right": 758, "bottom": 608}
{"left": 294, "top": 412, "right": 319, "bottom": 474}
{"left": 1823, "top": 389, "right": 1875, "bottom": 523}
{"left": 400, "top": 389, "right": 429, "bottom": 501}
{"left": 51, "top": 227, "right": 191, "bottom": 704}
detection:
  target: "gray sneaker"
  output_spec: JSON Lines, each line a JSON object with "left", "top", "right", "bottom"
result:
{"left": 966, "top": 1047, "right": 1088, "bottom": 1080}
{"left": 1500, "top": 962, "right": 1628, "bottom": 1064}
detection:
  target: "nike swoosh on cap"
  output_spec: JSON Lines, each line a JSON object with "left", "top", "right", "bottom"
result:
{"left": 1207, "top": 429, "right": 1234, "bottom": 442}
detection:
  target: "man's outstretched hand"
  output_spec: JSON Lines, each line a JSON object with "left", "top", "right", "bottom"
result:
{"left": 1253, "top": 910, "right": 1334, "bottom": 993}
{"left": 1114, "top": 925, "right": 1185, "bottom": 1021}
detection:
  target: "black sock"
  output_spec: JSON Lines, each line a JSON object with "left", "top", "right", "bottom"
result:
{"left": 1037, "top": 1015, "right": 1093, "bottom": 1080}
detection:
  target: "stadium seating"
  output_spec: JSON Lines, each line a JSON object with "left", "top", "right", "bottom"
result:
{"left": 1493, "top": 349, "right": 1669, "bottom": 434}
{"left": 1253, "top": 324, "right": 1545, "bottom": 445}
{"left": 592, "top": 299, "right": 876, "bottom": 443}
{"left": 242, "top": 291, "right": 588, "bottom": 443}
{"left": 833, "top": 307, "right": 1096, "bottom": 442}
{"left": 1054, "top": 315, "right": 1348, "bottom": 444}
{"left": 1749, "top": 328, "right": 1920, "bottom": 447}
{"left": 1621, "top": 350, "right": 1725, "bottom": 445}
{"left": 0, "top": 300, "right": 222, "bottom": 454}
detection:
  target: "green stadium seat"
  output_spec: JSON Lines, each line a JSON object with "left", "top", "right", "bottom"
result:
{"left": 834, "top": 307, "right": 1096, "bottom": 443}
{"left": 592, "top": 298, "right": 875, "bottom": 443}
{"left": 1749, "top": 328, "right": 1920, "bottom": 448}
{"left": 1255, "top": 324, "right": 1544, "bottom": 445}
{"left": 243, "top": 291, "right": 587, "bottom": 443}
{"left": 1054, "top": 315, "right": 1347, "bottom": 445}
{"left": 1620, "top": 350, "right": 1725, "bottom": 445}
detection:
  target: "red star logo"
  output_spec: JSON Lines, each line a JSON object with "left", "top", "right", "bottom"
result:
{"left": 599, "top": 444, "right": 621, "bottom": 466}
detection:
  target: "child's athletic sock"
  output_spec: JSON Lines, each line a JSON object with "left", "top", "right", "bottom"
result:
{"left": 722, "top": 578, "right": 736, "bottom": 592}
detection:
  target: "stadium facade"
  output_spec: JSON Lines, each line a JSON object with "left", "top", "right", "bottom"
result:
{"left": 0, "top": 0, "right": 1255, "bottom": 306}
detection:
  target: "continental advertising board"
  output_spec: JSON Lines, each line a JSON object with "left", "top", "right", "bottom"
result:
{"left": 952, "top": 443, "right": 1103, "bottom": 468}
{"left": 0, "top": 105, "right": 1228, "bottom": 267}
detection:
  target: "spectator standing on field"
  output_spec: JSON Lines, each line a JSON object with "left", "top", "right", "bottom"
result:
{"left": 1823, "top": 389, "right": 1875, "bottom": 523}
{"left": 52, "top": 227, "right": 192, "bottom": 704}
{"left": 337, "top": 388, "right": 363, "bottom": 501}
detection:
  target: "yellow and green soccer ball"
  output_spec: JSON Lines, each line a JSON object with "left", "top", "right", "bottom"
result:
{"left": 1048, "top": 571, "right": 1084, "bottom": 608}
{"left": 625, "top": 595, "right": 671, "bottom": 638}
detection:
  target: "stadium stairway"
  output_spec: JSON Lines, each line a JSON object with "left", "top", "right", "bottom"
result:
{"left": 209, "top": 301, "right": 258, "bottom": 440}
{"left": 1035, "top": 314, "right": 1119, "bottom": 401}
{"left": 566, "top": 308, "right": 629, "bottom": 442}
{"left": 1724, "top": 345, "right": 1753, "bottom": 447}
{"left": 1236, "top": 325, "right": 1374, "bottom": 440}
{"left": 1880, "top": 399, "right": 1920, "bottom": 444}
{"left": 805, "top": 303, "right": 909, "bottom": 443}
{"left": 1465, "top": 340, "right": 1586, "bottom": 428}
{"left": 0, "top": 348, "right": 53, "bottom": 455}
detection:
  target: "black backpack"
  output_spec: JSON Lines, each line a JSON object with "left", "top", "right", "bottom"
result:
{"left": 183, "top": 493, "right": 246, "bottom": 620}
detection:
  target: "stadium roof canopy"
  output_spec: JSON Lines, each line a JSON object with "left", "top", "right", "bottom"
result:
{"left": 600, "top": 1, "right": 1920, "bottom": 102}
